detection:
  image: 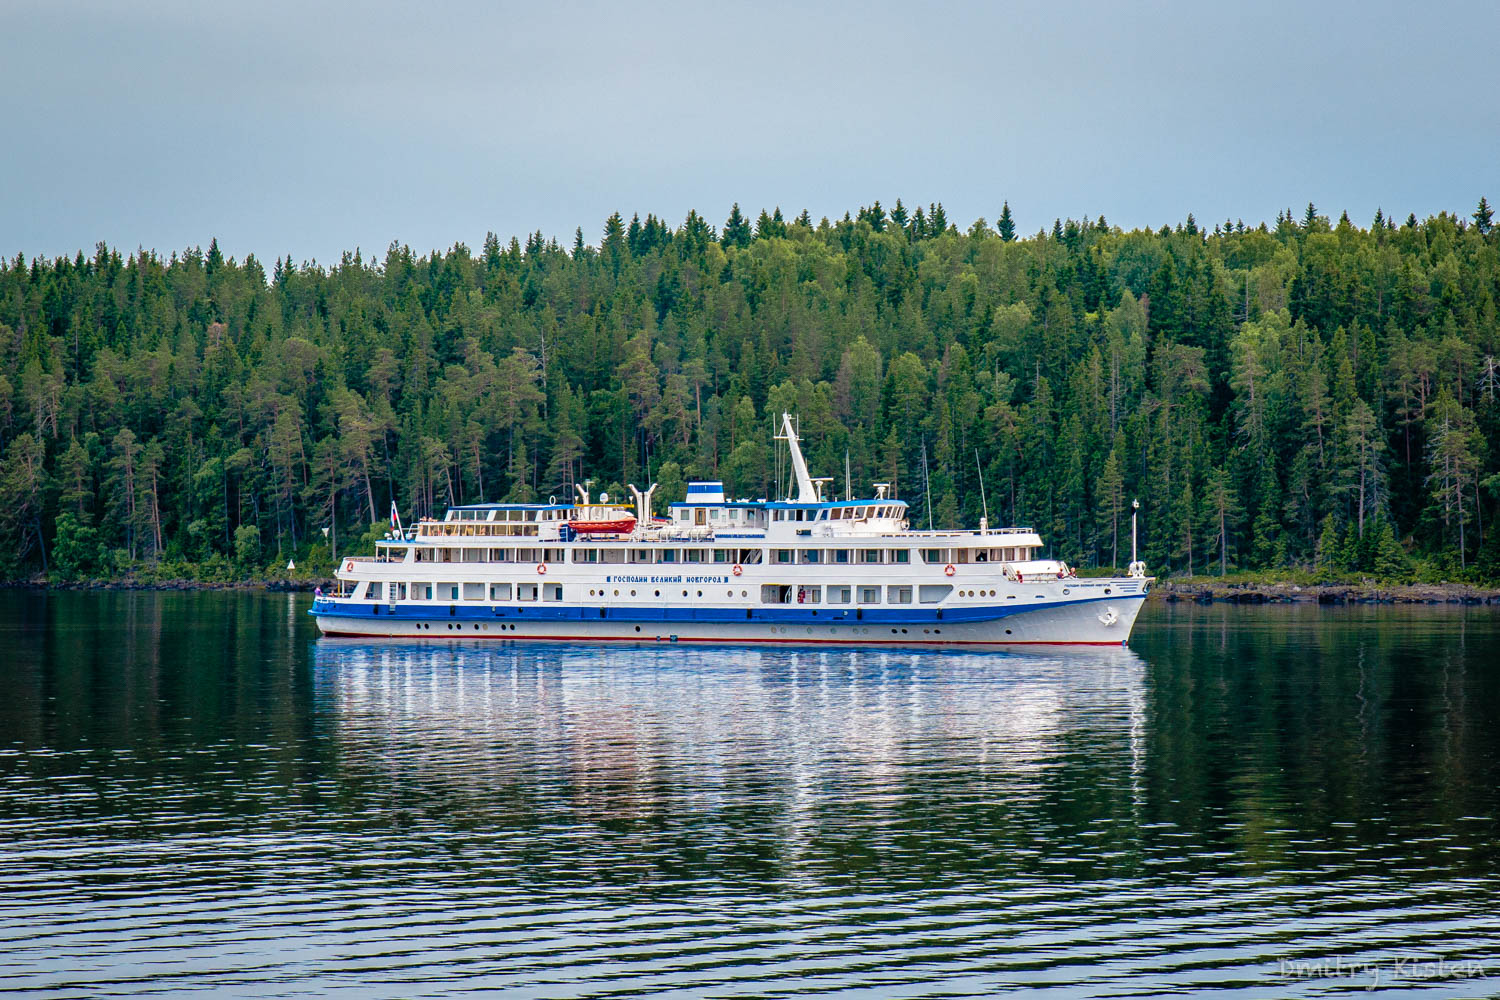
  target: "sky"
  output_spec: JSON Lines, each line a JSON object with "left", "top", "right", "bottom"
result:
{"left": 2, "top": 0, "right": 1496, "bottom": 264}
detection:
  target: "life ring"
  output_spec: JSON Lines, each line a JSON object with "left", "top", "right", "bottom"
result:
{"left": 944, "top": 564, "right": 956, "bottom": 577}
{"left": 731, "top": 564, "right": 743, "bottom": 576}
{"left": 343, "top": 560, "right": 353, "bottom": 573}
{"left": 536, "top": 564, "right": 547, "bottom": 575}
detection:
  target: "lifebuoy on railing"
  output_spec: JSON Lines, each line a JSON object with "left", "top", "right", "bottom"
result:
{"left": 731, "top": 564, "right": 743, "bottom": 576}
{"left": 944, "top": 564, "right": 956, "bottom": 577}
{"left": 536, "top": 564, "right": 547, "bottom": 575}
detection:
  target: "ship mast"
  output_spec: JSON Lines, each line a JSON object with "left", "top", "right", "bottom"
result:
{"left": 775, "top": 412, "right": 818, "bottom": 502}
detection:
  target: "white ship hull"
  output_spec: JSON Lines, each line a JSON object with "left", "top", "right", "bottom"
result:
{"left": 313, "top": 578, "right": 1149, "bottom": 647}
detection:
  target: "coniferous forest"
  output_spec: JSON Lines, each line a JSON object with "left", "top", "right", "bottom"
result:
{"left": 2, "top": 199, "right": 1498, "bottom": 583}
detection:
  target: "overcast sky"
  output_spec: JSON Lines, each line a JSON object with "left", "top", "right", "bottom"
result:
{"left": 3, "top": 0, "right": 1496, "bottom": 264}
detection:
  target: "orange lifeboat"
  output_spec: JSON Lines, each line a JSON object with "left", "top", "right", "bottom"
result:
{"left": 569, "top": 502, "right": 636, "bottom": 534}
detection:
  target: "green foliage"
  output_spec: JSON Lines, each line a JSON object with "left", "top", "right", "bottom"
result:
{"left": 0, "top": 199, "right": 1497, "bottom": 582}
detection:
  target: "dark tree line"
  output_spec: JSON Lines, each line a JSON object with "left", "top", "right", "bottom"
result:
{"left": 1, "top": 196, "right": 1498, "bottom": 582}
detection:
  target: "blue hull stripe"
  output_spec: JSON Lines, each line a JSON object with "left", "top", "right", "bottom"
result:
{"left": 310, "top": 592, "right": 1143, "bottom": 627}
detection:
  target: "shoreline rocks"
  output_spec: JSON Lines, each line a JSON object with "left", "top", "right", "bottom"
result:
{"left": 1157, "top": 581, "right": 1500, "bottom": 606}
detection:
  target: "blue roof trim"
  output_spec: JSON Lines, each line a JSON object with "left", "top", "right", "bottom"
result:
{"left": 445, "top": 503, "right": 574, "bottom": 511}
{"left": 666, "top": 498, "right": 906, "bottom": 509}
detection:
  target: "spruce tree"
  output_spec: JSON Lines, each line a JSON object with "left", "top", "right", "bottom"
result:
{"left": 997, "top": 201, "right": 1016, "bottom": 242}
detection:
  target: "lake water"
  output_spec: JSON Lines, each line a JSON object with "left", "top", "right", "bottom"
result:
{"left": 1, "top": 592, "right": 1497, "bottom": 997}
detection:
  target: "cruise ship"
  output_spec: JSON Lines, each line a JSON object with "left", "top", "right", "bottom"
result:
{"left": 311, "top": 415, "right": 1153, "bottom": 645}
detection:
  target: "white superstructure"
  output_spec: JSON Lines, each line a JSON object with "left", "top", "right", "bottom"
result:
{"left": 311, "top": 414, "right": 1153, "bottom": 646}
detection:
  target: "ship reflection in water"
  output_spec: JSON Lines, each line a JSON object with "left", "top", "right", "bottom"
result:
{"left": 311, "top": 641, "right": 1147, "bottom": 873}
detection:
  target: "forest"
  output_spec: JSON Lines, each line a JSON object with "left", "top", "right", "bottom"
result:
{"left": 1, "top": 198, "right": 1497, "bottom": 583}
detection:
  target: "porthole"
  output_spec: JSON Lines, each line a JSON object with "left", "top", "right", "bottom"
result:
{"left": 635, "top": 625, "right": 641, "bottom": 632}
{"left": 696, "top": 590, "right": 702, "bottom": 597}
{"left": 654, "top": 590, "right": 660, "bottom": 597}
{"left": 1104, "top": 588, "right": 1112, "bottom": 595}
{"left": 682, "top": 590, "right": 688, "bottom": 597}
{"left": 630, "top": 590, "right": 636, "bottom": 596}
{"left": 1062, "top": 588, "right": 1070, "bottom": 595}
{"left": 901, "top": 628, "right": 908, "bottom": 634}
{"left": 727, "top": 590, "right": 734, "bottom": 597}
{"left": 614, "top": 589, "right": 620, "bottom": 596}
{"left": 1005, "top": 628, "right": 1012, "bottom": 635}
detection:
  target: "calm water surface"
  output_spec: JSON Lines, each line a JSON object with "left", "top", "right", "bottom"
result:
{"left": 1, "top": 592, "right": 1497, "bottom": 997}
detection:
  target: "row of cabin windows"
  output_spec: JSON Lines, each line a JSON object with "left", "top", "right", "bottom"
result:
{"left": 420, "top": 523, "right": 541, "bottom": 537}
{"left": 358, "top": 581, "right": 952, "bottom": 606}
{"left": 404, "top": 546, "right": 1032, "bottom": 565}
{"left": 759, "top": 584, "right": 951, "bottom": 604}
{"left": 768, "top": 506, "right": 903, "bottom": 522}
{"left": 443, "top": 509, "right": 566, "bottom": 522}
{"left": 363, "top": 581, "right": 564, "bottom": 602}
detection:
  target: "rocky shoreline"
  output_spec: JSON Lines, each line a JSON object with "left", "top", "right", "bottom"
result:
{"left": 3, "top": 577, "right": 334, "bottom": 593}
{"left": 1156, "top": 581, "right": 1500, "bottom": 606}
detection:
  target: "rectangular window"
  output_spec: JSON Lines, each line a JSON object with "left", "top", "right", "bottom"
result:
{"left": 573, "top": 549, "right": 600, "bottom": 563}
{"left": 462, "top": 582, "right": 485, "bottom": 600}
{"left": 713, "top": 549, "right": 731, "bottom": 563}
{"left": 602, "top": 549, "right": 625, "bottom": 564}
{"left": 463, "top": 548, "right": 485, "bottom": 562}
{"left": 441, "top": 583, "right": 459, "bottom": 601}
{"left": 775, "top": 549, "right": 793, "bottom": 564}
{"left": 366, "top": 582, "right": 383, "bottom": 601}
{"left": 545, "top": 548, "right": 564, "bottom": 563}
{"left": 888, "top": 586, "right": 913, "bottom": 604}
{"left": 828, "top": 586, "right": 852, "bottom": 605}
{"left": 798, "top": 585, "right": 822, "bottom": 603}
{"left": 800, "top": 549, "right": 821, "bottom": 564}
{"left": 518, "top": 583, "right": 538, "bottom": 602}
{"left": 417, "top": 583, "right": 432, "bottom": 601}
{"left": 489, "top": 583, "right": 511, "bottom": 601}
{"left": 684, "top": 549, "right": 706, "bottom": 563}
{"left": 858, "top": 585, "right": 881, "bottom": 604}
{"left": 544, "top": 583, "right": 563, "bottom": 602}
{"left": 862, "top": 550, "right": 882, "bottom": 564}
{"left": 919, "top": 584, "right": 952, "bottom": 604}
{"left": 893, "top": 549, "right": 910, "bottom": 563}
{"left": 923, "top": 549, "right": 945, "bottom": 564}
{"left": 630, "top": 548, "right": 653, "bottom": 563}
{"left": 659, "top": 549, "right": 679, "bottom": 563}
